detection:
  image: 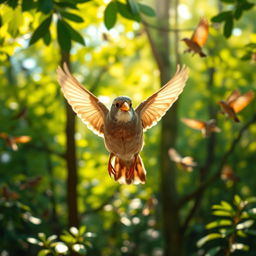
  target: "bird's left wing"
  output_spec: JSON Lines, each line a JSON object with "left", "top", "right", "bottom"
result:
{"left": 57, "top": 63, "right": 109, "bottom": 137}
{"left": 135, "top": 65, "right": 189, "bottom": 131}
{"left": 191, "top": 18, "right": 209, "bottom": 47}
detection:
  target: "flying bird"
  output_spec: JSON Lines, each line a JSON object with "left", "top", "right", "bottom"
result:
{"left": 0, "top": 133, "right": 31, "bottom": 151}
{"left": 57, "top": 64, "right": 189, "bottom": 184}
{"left": 218, "top": 90, "right": 254, "bottom": 122}
{"left": 182, "top": 18, "right": 209, "bottom": 57}
{"left": 168, "top": 148, "right": 197, "bottom": 172}
{"left": 181, "top": 118, "right": 221, "bottom": 137}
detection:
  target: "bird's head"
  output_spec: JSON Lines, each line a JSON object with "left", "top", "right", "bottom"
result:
{"left": 181, "top": 38, "right": 190, "bottom": 44}
{"left": 110, "top": 96, "right": 134, "bottom": 122}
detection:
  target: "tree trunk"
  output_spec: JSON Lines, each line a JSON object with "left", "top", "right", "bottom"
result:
{"left": 60, "top": 52, "right": 79, "bottom": 227}
{"left": 154, "top": 0, "right": 183, "bottom": 255}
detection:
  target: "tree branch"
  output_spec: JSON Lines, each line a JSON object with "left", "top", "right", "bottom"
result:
{"left": 179, "top": 113, "right": 256, "bottom": 207}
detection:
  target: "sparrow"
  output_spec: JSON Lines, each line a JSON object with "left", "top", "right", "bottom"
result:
{"left": 57, "top": 63, "right": 189, "bottom": 184}
{"left": 182, "top": 18, "right": 209, "bottom": 57}
{"left": 181, "top": 118, "right": 221, "bottom": 137}
{"left": 168, "top": 148, "right": 197, "bottom": 172}
{"left": 218, "top": 90, "right": 254, "bottom": 122}
{"left": 0, "top": 133, "right": 31, "bottom": 151}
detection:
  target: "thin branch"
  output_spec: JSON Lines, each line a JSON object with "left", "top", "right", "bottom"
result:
{"left": 142, "top": 20, "right": 164, "bottom": 73}
{"left": 179, "top": 113, "right": 256, "bottom": 207}
{"left": 142, "top": 18, "right": 194, "bottom": 33}
{"left": 81, "top": 188, "right": 119, "bottom": 217}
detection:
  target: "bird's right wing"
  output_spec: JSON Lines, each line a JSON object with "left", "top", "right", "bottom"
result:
{"left": 191, "top": 18, "right": 209, "bottom": 47}
{"left": 57, "top": 63, "right": 109, "bottom": 137}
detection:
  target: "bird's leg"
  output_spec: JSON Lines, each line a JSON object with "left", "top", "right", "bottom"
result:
{"left": 127, "top": 154, "right": 138, "bottom": 181}
{"left": 108, "top": 153, "right": 116, "bottom": 178}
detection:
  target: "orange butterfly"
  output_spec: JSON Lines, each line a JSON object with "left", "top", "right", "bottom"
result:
{"left": 168, "top": 148, "right": 197, "bottom": 172}
{"left": 181, "top": 118, "right": 221, "bottom": 137}
{"left": 218, "top": 90, "right": 254, "bottom": 122}
{"left": 0, "top": 132, "right": 31, "bottom": 151}
{"left": 182, "top": 18, "right": 209, "bottom": 57}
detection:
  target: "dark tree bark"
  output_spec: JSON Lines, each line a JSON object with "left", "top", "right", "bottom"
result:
{"left": 144, "top": 0, "right": 183, "bottom": 255}
{"left": 60, "top": 52, "right": 79, "bottom": 227}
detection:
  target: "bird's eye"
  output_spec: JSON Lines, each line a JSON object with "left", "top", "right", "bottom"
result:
{"left": 130, "top": 103, "right": 132, "bottom": 107}
{"left": 115, "top": 103, "right": 120, "bottom": 108}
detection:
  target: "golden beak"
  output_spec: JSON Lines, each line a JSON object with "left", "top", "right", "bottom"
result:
{"left": 120, "top": 102, "right": 130, "bottom": 112}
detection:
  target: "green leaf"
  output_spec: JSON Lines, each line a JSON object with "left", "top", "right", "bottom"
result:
{"left": 197, "top": 233, "right": 222, "bottom": 248}
{"left": 63, "top": 20, "right": 85, "bottom": 45}
{"left": 104, "top": 1, "right": 118, "bottom": 30}
{"left": 234, "top": 195, "right": 242, "bottom": 206}
{"left": 22, "top": 0, "right": 37, "bottom": 11}
{"left": 38, "top": 249, "right": 51, "bottom": 256}
{"left": 212, "top": 210, "right": 233, "bottom": 217}
{"left": 79, "top": 226, "right": 86, "bottom": 235}
{"left": 220, "top": 201, "right": 233, "bottom": 211}
{"left": 38, "top": 0, "right": 53, "bottom": 14}
{"left": 57, "top": 19, "right": 71, "bottom": 53}
{"left": 245, "top": 229, "right": 256, "bottom": 236}
{"left": 61, "top": 12, "right": 84, "bottom": 23}
{"left": 127, "top": 0, "right": 140, "bottom": 15}
{"left": 236, "top": 220, "right": 254, "bottom": 230}
{"left": 237, "top": 230, "right": 247, "bottom": 238}
{"left": 223, "top": 16, "right": 233, "bottom": 38}
{"left": 43, "top": 30, "right": 51, "bottom": 46}
{"left": 205, "top": 246, "right": 221, "bottom": 256}
{"left": 29, "top": 15, "right": 52, "bottom": 46}
{"left": 211, "top": 11, "right": 232, "bottom": 22}
{"left": 116, "top": 1, "right": 140, "bottom": 22}
{"left": 38, "top": 233, "right": 47, "bottom": 242}
{"left": 206, "top": 219, "right": 232, "bottom": 229}
{"left": 242, "top": 2, "right": 254, "bottom": 10}
{"left": 54, "top": 2, "right": 78, "bottom": 9}
{"left": 7, "top": 0, "right": 18, "bottom": 9}
{"left": 138, "top": 3, "right": 155, "bottom": 17}
{"left": 231, "top": 243, "right": 249, "bottom": 251}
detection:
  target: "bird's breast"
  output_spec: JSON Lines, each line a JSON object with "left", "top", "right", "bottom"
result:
{"left": 103, "top": 118, "right": 143, "bottom": 159}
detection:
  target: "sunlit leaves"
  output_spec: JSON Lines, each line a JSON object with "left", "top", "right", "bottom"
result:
{"left": 211, "top": 0, "right": 254, "bottom": 38}
{"left": 197, "top": 195, "right": 256, "bottom": 254}
{"left": 29, "top": 15, "right": 52, "bottom": 46}
{"left": 103, "top": 0, "right": 155, "bottom": 30}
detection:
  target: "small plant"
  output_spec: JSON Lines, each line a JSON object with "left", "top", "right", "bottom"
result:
{"left": 28, "top": 226, "right": 94, "bottom": 256}
{"left": 197, "top": 195, "right": 256, "bottom": 255}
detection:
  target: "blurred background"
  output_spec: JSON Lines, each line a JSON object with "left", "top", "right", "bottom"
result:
{"left": 0, "top": 0, "right": 256, "bottom": 255}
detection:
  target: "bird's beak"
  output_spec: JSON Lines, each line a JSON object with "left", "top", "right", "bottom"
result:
{"left": 120, "top": 102, "right": 130, "bottom": 112}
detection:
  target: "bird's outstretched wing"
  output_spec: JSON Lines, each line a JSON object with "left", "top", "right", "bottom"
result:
{"left": 181, "top": 118, "right": 205, "bottom": 130}
{"left": 230, "top": 91, "right": 254, "bottom": 113}
{"left": 135, "top": 65, "right": 189, "bottom": 131}
{"left": 191, "top": 18, "right": 209, "bottom": 47}
{"left": 57, "top": 63, "right": 109, "bottom": 137}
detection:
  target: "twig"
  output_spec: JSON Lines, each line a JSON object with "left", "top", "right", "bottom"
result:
{"left": 142, "top": 19, "right": 194, "bottom": 33}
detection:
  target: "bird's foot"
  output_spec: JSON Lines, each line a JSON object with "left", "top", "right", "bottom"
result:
{"left": 108, "top": 153, "right": 116, "bottom": 178}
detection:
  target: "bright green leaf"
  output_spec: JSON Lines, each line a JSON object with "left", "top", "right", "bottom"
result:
{"left": 211, "top": 11, "right": 232, "bottom": 22}
{"left": 236, "top": 220, "right": 254, "bottom": 230}
{"left": 197, "top": 233, "right": 222, "bottom": 248}
{"left": 212, "top": 210, "right": 233, "bottom": 217}
{"left": 38, "top": 249, "right": 51, "bottom": 256}
{"left": 206, "top": 219, "right": 232, "bottom": 229}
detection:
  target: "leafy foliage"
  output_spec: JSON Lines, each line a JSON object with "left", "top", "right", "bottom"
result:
{"left": 197, "top": 195, "right": 256, "bottom": 255}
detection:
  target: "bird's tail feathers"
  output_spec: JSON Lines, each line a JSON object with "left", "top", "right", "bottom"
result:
{"left": 109, "top": 154, "right": 146, "bottom": 184}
